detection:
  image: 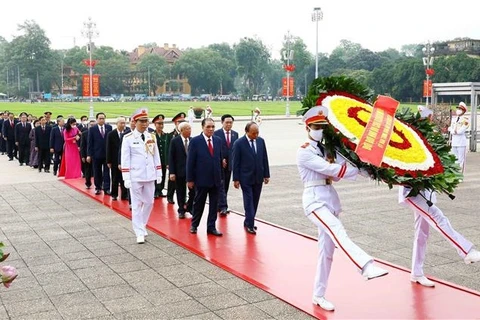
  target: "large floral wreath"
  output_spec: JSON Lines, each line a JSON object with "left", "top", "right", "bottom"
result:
{"left": 299, "top": 76, "right": 462, "bottom": 198}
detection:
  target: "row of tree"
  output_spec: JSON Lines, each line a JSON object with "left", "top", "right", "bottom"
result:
{"left": 1, "top": 20, "right": 480, "bottom": 102}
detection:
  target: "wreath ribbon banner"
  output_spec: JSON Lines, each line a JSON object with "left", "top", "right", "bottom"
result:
{"left": 355, "top": 95, "right": 399, "bottom": 166}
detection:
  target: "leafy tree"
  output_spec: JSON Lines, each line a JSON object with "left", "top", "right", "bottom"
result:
{"left": 137, "top": 54, "right": 168, "bottom": 95}
{"left": 280, "top": 36, "right": 313, "bottom": 95}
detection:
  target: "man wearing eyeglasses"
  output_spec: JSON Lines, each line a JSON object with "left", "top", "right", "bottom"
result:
{"left": 187, "top": 118, "right": 223, "bottom": 236}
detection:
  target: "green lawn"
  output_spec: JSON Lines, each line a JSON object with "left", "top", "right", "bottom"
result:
{"left": 0, "top": 100, "right": 419, "bottom": 119}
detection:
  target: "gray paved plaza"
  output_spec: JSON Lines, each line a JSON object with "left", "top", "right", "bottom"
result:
{"left": 0, "top": 117, "right": 479, "bottom": 319}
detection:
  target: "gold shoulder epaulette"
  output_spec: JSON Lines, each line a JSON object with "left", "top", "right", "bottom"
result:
{"left": 300, "top": 142, "right": 310, "bottom": 148}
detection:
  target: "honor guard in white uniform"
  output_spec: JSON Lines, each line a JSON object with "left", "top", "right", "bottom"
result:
{"left": 297, "top": 106, "right": 388, "bottom": 312}
{"left": 448, "top": 102, "right": 469, "bottom": 173}
{"left": 121, "top": 108, "right": 162, "bottom": 244}
{"left": 399, "top": 186, "right": 480, "bottom": 287}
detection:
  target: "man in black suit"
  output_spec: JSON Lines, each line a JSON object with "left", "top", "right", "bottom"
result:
{"left": 0, "top": 112, "right": 6, "bottom": 155}
{"left": 166, "top": 112, "right": 186, "bottom": 204}
{"left": 80, "top": 120, "right": 95, "bottom": 189}
{"left": 87, "top": 112, "right": 112, "bottom": 195}
{"left": 214, "top": 114, "right": 239, "bottom": 215}
{"left": 232, "top": 122, "right": 270, "bottom": 234}
{"left": 35, "top": 116, "right": 52, "bottom": 173}
{"left": 169, "top": 122, "right": 194, "bottom": 219}
{"left": 2, "top": 112, "right": 18, "bottom": 161}
{"left": 49, "top": 117, "right": 65, "bottom": 175}
{"left": 187, "top": 118, "right": 223, "bottom": 236}
{"left": 15, "top": 113, "right": 32, "bottom": 166}
{"left": 77, "top": 115, "right": 88, "bottom": 132}
{"left": 106, "top": 117, "right": 129, "bottom": 201}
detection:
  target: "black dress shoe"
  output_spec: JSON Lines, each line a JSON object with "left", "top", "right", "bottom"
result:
{"left": 246, "top": 227, "right": 257, "bottom": 235}
{"left": 219, "top": 210, "right": 228, "bottom": 216}
{"left": 45, "top": 170, "right": 50, "bottom": 173}
{"left": 95, "top": 190, "right": 101, "bottom": 195}
{"left": 112, "top": 197, "right": 118, "bottom": 201}
{"left": 167, "top": 198, "right": 175, "bottom": 204}
{"left": 8, "top": 158, "right": 13, "bottom": 161}
{"left": 207, "top": 229, "right": 223, "bottom": 236}
{"left": 19, "top": 163, "right": 23, "bottom": 166}
{"left": 85, "top": 185, "right": 91, "bottom": 189}
{"left": 190, "top": 226, "right": 197, "bottom": 234}
{"left": 104, "top": 191, "right": 112, "bottom": 196}
{"left": 160, "top": 194, "right": 167, "bottom": 198}
{"left": 178, "top": 213, "right": 186, "bottom": 219}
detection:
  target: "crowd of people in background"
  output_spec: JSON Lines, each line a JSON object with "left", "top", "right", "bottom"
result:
{"left": 0, "top": 108, "right": 271, "bottom": 243}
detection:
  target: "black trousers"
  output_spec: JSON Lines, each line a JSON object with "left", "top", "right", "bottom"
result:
{"left": 38, "top": 148, "right": 50, "bottom": 171}
{"left": 167, "top": 179, "right": 176, "bottom": 200}
{"left": 111, "top": 166, "right": 127, "bottom": 198}
{"left": 53, "top": 151, "right": 62, "bottom": 173}
{"left": 154, "top": 166, "right": 167, "bottom": 196}
{"left": 6, "top": 139, "right": 16, "bottom": 159}
{"left": 17, "top": 143, "right": 30, "bottom": 164}
{"left": 191, "top": 185, "right": 219, "bottom": 231}
{"left": 0, "top": 137, "right": 5, "bottom": 152}
{"left": 175, "top": 176, "right": 195, "bottom": 214}
{"left": 92, "top": 158, "right": 110, "bottom": 192}
{"left": 84, "top": 161, "right": 93, "bottom": 187}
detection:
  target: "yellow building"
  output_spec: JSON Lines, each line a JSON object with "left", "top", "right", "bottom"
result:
{"left": 129, "top": 43, "right": 191, "bottom": 95}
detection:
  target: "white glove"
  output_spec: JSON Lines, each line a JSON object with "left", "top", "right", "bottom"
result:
{"left": 156, "top": 177, "right": 162, "bottom": 184}
{"left": 124, "top": 180, "right": 132, "bottom": 189}
{"left": 358, "top": 168, "right": 370, "bottom": 178}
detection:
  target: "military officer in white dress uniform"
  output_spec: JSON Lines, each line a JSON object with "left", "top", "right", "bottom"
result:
{"left": 448, "top": 102, "right": 469, "bottom": 173}
{"left": 121, "top": 108, "right": 162, "bottom": 244}
{"left": 296, "top": 106, "right": 388, "bottom": 312}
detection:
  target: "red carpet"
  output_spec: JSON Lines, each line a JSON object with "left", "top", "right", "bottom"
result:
{"left": 64, "top": 178, "right": 480, "bottom": 319}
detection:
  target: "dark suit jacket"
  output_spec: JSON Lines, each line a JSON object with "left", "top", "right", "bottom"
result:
{"left": 155, "top": 131, "right": 171, "bottom": 166}
{"left": 87, "top": 124, "right": 112, "bottom": 160}
{"left": 35, "top": 125, "right": 52, "bottom": 149}
{"left": 186, "top": 134, "right": 223, "bottom": 188}
{"left": 214, "top": 128, "right": 238, "bottom": 171}
{"left": 169, "top": 135, "right": 190, "bottom": 177}
{"left": 232, "top": 135, "right": 270, "bottom": 185}
{"left": 49, "top": 126, "right": 65, "bottom": 152}
{"left": 15, "top": 122, "right": 32, "bottom": 146}
{"left": 2, "top": 119, "right": 18, "bottom": 141}
{"left": 106, "top": 129, "right": 124, "bottom": 166}
{"left": 80, "top": 129, "right": 89, "bottom": 159}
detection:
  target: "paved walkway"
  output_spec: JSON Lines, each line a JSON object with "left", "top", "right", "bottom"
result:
{"left": 1, "top": 118, "right": 480, "bottom": 319}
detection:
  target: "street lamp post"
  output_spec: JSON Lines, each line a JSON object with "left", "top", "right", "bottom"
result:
{"left": 61, "top": 53, "right": 65, "bottom": 96}
{"left": 82, "top": 17, "right": 99, "bottom": 120}
{"left": 283, "top": 31, "right": 294, "bottom": 117}
{"left": 422, "top": 41, "right": 435, "bottom": 108}
{"left": 312, "top": 7, "right": 323, "bottom": 79}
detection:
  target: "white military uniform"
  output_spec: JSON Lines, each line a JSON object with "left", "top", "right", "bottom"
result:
{"left": 121, "top": 129, "right": 162, "bottom": 237}
{"left": 297, "top": 139, "right": 373, "bottom": 298}
{"left": 398, "top": 187, "right": 473, "bottom": 277}
{"left": 448, "top": 114, "right": 468, "bottom": 172}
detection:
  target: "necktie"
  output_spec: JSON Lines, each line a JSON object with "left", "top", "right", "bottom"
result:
{"left": 23, "top": 123, "right": 25, "bottom": 128}
{"left": 100, "top": 126, "right": 104, "bottom": 138}
{"left": 184, "top": 138, "right": 188, "bottom": 153}
{"left": 42, "top": 126, "right": 45, "bottom": 132}
{"left": 250, "top": 139, "right": 256, "bottom": 154}
{"left": 456, "top": 117, "right": 460, "bottom": 123}
{"left": 141, "top": 133, "right": 145, "bottom": 141}
{"left": 208, "top": 138, "right": 213, "bottom": 156}
{"left": 10, "top": 121, "right": 13, "bottom": 127}
{"left": 226, "top": 131, "right": 230, "bottom": 147}
{"left": 317, "top": 142, "right": 325, "bottom": 155}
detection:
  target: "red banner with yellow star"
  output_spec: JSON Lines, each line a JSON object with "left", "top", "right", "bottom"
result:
{"left": 355, "top": 95, "right": 399, "bottom": 166}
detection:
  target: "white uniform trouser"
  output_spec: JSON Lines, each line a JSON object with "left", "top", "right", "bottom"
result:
{"left": 451, "top": 146, "right": 466, "bottom": 172}
{"left": 405, "top": 197, "right": 473, "bottom": 277}
{"left": 307, "top": 206, "right": 373, "bottom": 297}
{"left": 130, "top": 181, "right": 155, "bottom": 237}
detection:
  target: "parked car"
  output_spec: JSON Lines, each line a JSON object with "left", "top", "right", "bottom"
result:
{"left": 157, "top": 94, "right": 173, "bottom": 101}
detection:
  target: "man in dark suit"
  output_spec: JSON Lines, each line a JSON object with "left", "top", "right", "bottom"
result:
{"left": 80, "top": 120, "right": 95, "bottom": 189}
{"left": 214, "top": 114, "right": 239, "bottom": 215}
{"left": 35, "top": 116, "right": 52, "bottom": 173}
{"left": 187, "top": 118, "right": 223, "bottom": 236}
{"left": 169, "top": 122, "right": 194, "bottom": 219}
{"left": 232, "top": 122, "right": 270, "bottom": 234}
{"left": 153, "top": 114, "right": 170, "bottom": 198}
{"left": 87, "top": 112, "right": 112, "bottom": 195}
{"left": 106, "top": 117, "right": 129, "bottom": 201}
{"left": 2, "top": 112, "right": 18, "bottom": 161}
{"left": 77, "top": 115, "right": 88, "bottom": 132}
{"left": 14, "top": 113, "right": 32, "bottom": 166}
{"left": 49, "top": 117, "right": 65, "bottom": 175}
{"left": 0, "top": 112, "right": 6, "bottom": 155}
{"left": 166, "top": 112, "right": 186, "bottom": 204}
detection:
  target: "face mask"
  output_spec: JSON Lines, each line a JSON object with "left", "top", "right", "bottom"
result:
{"left": 309, "top": 128, "right": 323, "bottom": 142}
{"left": 456, "top": 110, "right": 463, "bottom": 116}
{"left": 82, "top": 121, "right": 88, "bottom": 125}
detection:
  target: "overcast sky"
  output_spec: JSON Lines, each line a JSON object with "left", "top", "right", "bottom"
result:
{"left": 2, "top": 0, "right": 479, "bottom": 59}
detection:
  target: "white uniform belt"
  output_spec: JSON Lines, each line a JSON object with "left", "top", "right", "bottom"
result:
{"left": 304, "top": 179, "right": 332, "bottom": 187}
